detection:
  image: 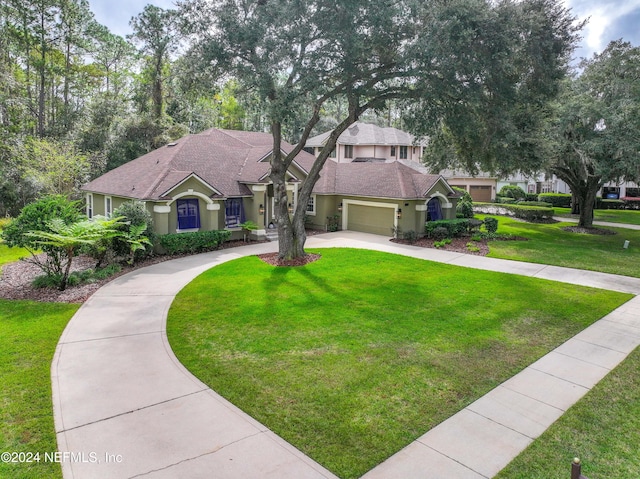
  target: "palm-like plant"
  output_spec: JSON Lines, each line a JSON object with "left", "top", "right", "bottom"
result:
{"left": 26, "top": 216, "right": 123, "bottom": 290}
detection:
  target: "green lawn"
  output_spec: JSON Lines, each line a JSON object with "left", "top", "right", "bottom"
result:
{"left": 554, "top": 207, "right": 640, "bottom": 226}
{"left": 0, "top": 243, "right": 30, "bottom": 269}
{"left": 496, "top": 345, "right": 640, "bottom": 479}
{"left": 0, "top": 300, "right": 79, "bottom": 479}
{"left": 167, "top": 248, "right": 631, "bottom": 479}
{"left": 478, "top": 215, "right": 640, "bottom": 277}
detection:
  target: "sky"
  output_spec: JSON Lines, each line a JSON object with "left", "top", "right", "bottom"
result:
{"left": 91, "top": 0, "right": 640, "bottom": 62}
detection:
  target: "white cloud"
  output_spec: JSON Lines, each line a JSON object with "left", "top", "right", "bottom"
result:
{"left": 564, "top": 0, "right": 640, "bottom": 54}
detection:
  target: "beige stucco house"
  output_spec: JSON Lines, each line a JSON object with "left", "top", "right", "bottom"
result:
{"left": 305, "top": 122, "right": 426, "bottom": 163}
{"left": 82, "top": 128, "right": 458, "bottom": 239}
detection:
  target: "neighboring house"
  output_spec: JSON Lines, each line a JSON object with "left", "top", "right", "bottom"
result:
{"left": 305, "top": 122, "right": 426, "bottom": 163}
{"left": 82, "top": 128, "right": 458, "bottom": 239}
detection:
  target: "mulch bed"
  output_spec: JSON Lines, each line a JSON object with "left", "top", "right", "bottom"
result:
{"left": 258, "top": 252, "right": 322, "bottom": 267}
{"left": 391, "top": 237, "right": 491, "bottom": 256}
{"left": 562, "top": 226, "right": 617, "bottom": 235}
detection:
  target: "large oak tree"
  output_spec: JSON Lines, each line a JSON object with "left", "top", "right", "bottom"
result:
{"left": 551, "top": 40, "right": 640, "bottom": 227}
{"left": 180, "top": 0, "right": 579, "bottom": 260}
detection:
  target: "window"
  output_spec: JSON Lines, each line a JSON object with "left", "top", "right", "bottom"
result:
{"left": 86, "top": 194, "right": 93, "bottom": 219}
{"left": 626, "top": 188, "right": 640, "bottom": 198}
{"left": 225, "top": 198, "right": 245, "bottom": 228}
{"left": 426, "top": 197, "right": 443, "bottom": 221}
{"left": 104, "top": 196, "right": 112, "bottom": 218}
{"left": 399, "top": 146, "right": 408, "bottom": 159}
{"left": 329, "top": 148, "right": 336, "bottom": 158}
{"left": 390, "top": 146, "right": 396, "bottom": 157}
{"left": 177, "top": 198, "right": 200, "bottom": 230}
{"left": 306, "top": 195, "right": 316, "bottom": 215}
{"left": 345, "top": 145, "right": 353, "bottom": 158}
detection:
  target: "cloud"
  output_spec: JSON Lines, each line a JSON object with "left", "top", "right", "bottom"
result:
{"left": 565, "top": 0, "right": 640, "bottom": 57}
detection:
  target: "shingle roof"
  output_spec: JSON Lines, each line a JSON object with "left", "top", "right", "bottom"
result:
{"left": 306, "top": 122, "right": 423, "bottom": 147}
{"left": 82, "top": 127, "right": 447, "bottom": 202}
{"left": 313, "top": 160, "right": 447, "bottom": 199}
{"left": 82, "top": 128, "right": 315, "bottom": 200}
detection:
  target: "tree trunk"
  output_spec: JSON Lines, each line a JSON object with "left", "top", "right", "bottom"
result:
{"left": 577, "top": 181, "right": 599, "bottom": 228}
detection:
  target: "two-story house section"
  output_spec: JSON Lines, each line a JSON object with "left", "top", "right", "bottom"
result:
{"left": 305, "top": 122, "right": 426, "bottom": 163}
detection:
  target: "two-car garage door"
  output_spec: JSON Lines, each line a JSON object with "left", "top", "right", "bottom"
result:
{"left": 345, "top": 202, "right": 396, "bottom": 236}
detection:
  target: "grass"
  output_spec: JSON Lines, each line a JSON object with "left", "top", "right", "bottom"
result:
{"left": 554, "top": 207, "right": 640, "bottom": 226}
{"left": 0, "top": 299, "right": 79, "bottom": 479}
{"left": 0, "top": 243, "right": 30, "bottom": 269}
{"left": 496, "top": 345, "right": 640, "bottom": 479}
{"left": 477, "top": 215, "right": 640, "bottom": 277}
{"left": 167, "top": 248, "right": 631, "bottom": 479}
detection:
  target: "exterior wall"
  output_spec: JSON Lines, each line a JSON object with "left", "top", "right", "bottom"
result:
{"left": 447, "top": 177, "right": 497, "bottom": 202}
{"left": 318, "top": 144, "right": 424, "bottom": 163}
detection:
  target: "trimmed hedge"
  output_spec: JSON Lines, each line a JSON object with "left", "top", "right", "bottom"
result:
{"left": 516, "top": 200, "right": 553, "bottom": 207}
{"left": 473, "top": 203, "right": 554, "bottom": 222}
{"left": 538, "top": 193, "right": 571, "bottom": 208}
{"left": 596, "top": 198, "right": 625, "bottom": 210}
{"left": 159, "top": 230, "right": 231, "bottom": 255}
{"left": 425, "top": 218, "right": 481, "bottom": 238}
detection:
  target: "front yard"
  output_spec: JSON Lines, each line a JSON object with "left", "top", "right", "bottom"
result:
{"left": 0, "top": 300, "right": 79, "bottom": 479}
{"left": 167, "top": 248, "right": 631, "bottom": 479}
{"left": 478, "top": 215, "right": 640, "bottom": 278}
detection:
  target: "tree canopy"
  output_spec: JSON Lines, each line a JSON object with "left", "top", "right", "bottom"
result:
{"left": 179, "top": 0, "right": 581, "bottom": 259}
{"left": 550, "top": 40, "right": 640, "bottom": 227}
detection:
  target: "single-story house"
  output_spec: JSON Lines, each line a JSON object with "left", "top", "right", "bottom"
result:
{"left": 82, "top": 128, "right": 458, "bottom": 239}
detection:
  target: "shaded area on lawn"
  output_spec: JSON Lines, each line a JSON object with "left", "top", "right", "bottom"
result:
{"left": 167, "top": 248, "right": 631, "bottom": 479}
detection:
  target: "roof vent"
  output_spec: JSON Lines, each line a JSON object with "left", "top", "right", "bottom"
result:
{"left": 167, "top": 142, "right": 177, "bottom": 147}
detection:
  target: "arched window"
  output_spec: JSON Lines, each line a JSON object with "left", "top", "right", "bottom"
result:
{"left": 426, "top": 197, "right": 443, "bottom": 221}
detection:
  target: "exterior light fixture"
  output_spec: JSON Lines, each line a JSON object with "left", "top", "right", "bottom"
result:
{"left": 338, "top": 202, "right": 343, "bottom": 212}
{"left": 259, "top": 204, "right": 264, "bottom": 215}
{"left": 288, "top": 203, "right": 293, "bottom": 214}
{"left": 396, "top": 208, "right": 402, "bottom": 219}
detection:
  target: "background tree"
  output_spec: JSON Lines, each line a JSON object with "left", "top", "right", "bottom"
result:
{"left": 550, "top": 40, "right": 640, "bottom": 227}
{"left": 128, "top": 4, "right": 179, "bottom": 120}
{"left": 406, "top": 0, "right": 582, "bottom": 178}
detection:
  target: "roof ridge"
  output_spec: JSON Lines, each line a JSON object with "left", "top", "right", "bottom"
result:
{"left": 142, "top": 141, "right": 189, "bottom": 198}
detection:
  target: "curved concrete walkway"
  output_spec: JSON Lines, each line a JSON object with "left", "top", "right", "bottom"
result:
{"left": 52, "top": 232, "right": 640, "bottom": 479}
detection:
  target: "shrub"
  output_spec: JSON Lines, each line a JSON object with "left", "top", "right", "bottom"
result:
{"left": 433, "top": 238, "right": 451, "bottom": 248}
{"left": 496, "top": 196, "right": 517, "bottom": 204}
{"left": 403, "top": 230, "right": 418, "bottom": 244}
{"left": 597, "top": 198, "right": 625, "bottom": 210}
{"left": 0, "top": 217, "right": 12, "bottom": 232}
{"left": 425, "top": 219, "right": 471, "bottom": 238}
{"left": 466, "top": 242, "right": 480, "bottom": 252}
{"left": 430, "top": 226, "right": 448, "bottom": 240}
{"left": 516, "top": 200, "right": 553, "bottom": 207}
{"left": 538, "top": 193, "right": 571, "bottom": 208}
{"left": 111, "top": 201, "right": 156, "bottom": 262}
{"left": 457, "top": 200, "right": 474, "bottom": 218}
{"left": 483, "top": 217, "right": 498, "bottom": 234}
{"left": 498, "top": 185, "right": 526, "bottom": 200}
{"left": 525, "top": 193, "right": 538, "bottom": 201}
{"left": 159, "top": 230, "right": 231, "bottom": 255}
{"left": 1, "top": 195, "right": 82, "bottom": 250}
{"left": 452, "top": 186, "right": 472, "bottom": 203}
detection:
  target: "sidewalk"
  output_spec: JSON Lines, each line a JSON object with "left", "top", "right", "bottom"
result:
{"left": 51, "top": 232, "right": 640, "bottom": 478}
{"left": 553, "top": 216, "right": 640, "bottom": 231}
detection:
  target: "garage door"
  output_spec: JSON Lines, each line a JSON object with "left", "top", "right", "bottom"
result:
{"left": 346, "top": 203, "right": 395, "bottom": 236}
{"left": 469, "top": 185, "right": 492, "bottom": 202}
